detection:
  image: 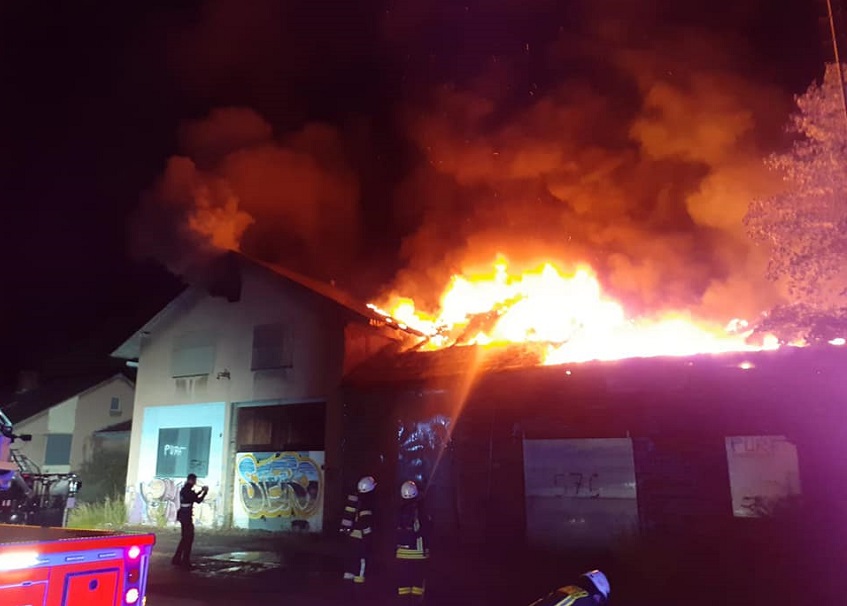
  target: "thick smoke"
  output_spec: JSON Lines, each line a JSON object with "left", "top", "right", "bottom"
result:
{"left": 382, "top": 12, "right": 790, "bottom": 321}
{"left": 131, "top": 107, "right": 360, "bottom": 280}
{"left": 139, "top": 0, "right": 796, "bottom": 323}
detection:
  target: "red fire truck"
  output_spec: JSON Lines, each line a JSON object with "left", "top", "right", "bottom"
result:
{"left": 0, "top": 525, "right": 155, "bottom": 606}
{"left": 0, "top": 411, "right": 157, "bottom": 605}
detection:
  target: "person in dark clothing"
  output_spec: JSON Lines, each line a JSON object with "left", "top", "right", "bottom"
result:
{"left": 340, "top": 475, "right": 376, "bottom": 588}
{"left": 529, "top": 570, "right": 611, "bottom": 606}
{"left": 395, "top": 480, "right": 429, "bottom": 602}
{"left": 171, "top": 473, "right": 208, "bottom": 569}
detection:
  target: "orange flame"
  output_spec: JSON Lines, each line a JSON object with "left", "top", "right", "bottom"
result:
{"left": 370, "top": 255, "right": 783, "bottom": 365}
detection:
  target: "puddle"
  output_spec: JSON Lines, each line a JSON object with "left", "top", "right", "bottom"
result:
{"left": 189, "top": 551, "right": 284, "bottom": 578}
{"left": 208, "top": 551, "right": 283, "bottom": 566}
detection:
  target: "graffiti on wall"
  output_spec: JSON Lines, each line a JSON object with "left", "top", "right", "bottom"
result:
{"left": 126, "top": 477, "right": 219, "bottom": 527}
{"left": 725, "top": 435, "right": 802, "bottom": 518}
{"left": 235, "top": 451, "right": 323, "bottom": 521}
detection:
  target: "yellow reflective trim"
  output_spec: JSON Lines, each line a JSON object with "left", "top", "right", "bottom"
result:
{"left": 398, "top": 587, "right": 412, "bottom": 595}
{"left": 411, "top": 586, "right": 425, "bottom": 596}
{"left": 345, "top": 506, "right": 357, "bottom": 513}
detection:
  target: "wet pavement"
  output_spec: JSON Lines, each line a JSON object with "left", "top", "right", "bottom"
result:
{"left": 143, "top": 529, "right": 388, "bottom": 606}
{"left": 143, "top": 528, "right": 492, "bottom": 606}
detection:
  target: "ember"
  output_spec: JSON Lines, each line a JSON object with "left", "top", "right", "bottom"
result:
{"left": 370, "top": 255, "right": 783, "bottom": 365}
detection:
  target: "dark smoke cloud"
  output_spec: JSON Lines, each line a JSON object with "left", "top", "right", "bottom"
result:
{"left": 140, "top": 0, "right": 801, "bottom": 323}
{"left": 381, "top": 6, "right": 791, "bottom": 321}
{"left": 131, "top": 107, "right": 360, "bottom": 280}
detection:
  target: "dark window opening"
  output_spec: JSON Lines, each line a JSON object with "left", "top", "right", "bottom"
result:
{"left": 155, "top": 427, "right": 212, "bottom": 478}
{"left": 45, "top": 434, "right": 73, "bottom": 466}
{"left": 251, "top": 323, "right": 293, "bottom": 370}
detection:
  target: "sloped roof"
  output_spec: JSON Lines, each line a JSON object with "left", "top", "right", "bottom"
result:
{"left": 343, "top": 342, "right": 847, "bottom": 389}
{"left": 111, "top": 251, "right": 419, "bottom": 360}
{"left": 94, "top": 419, "right": 132, "bottom": 434}
{"left": 1, "top": 371, "right": 134, "bottom": 425}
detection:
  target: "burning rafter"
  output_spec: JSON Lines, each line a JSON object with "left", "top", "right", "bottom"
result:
{"left": 369, "top": 255, "right": 794, "bottom": 365}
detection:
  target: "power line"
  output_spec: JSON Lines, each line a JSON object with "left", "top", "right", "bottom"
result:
{"left": 825, "top": 0, "right": 847, "bottom": 126}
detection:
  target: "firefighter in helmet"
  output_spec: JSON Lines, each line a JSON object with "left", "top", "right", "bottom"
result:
{"left": 395, "top": 480, "right": 429, "bottom": 601}
{"left": 529, "top": 570, "right": 611, "bottom": 606}
{"left": 340, "top": 475, "right": 376, "bottom": 588}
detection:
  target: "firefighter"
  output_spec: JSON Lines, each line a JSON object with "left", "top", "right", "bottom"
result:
{"left": 171, "top": 473, "right": 208, "bottom": 569}
{"left": 340, "top": 475, "right": 376, "bottom": 588}
{"left": 528, "top": 570, "right": 611, "bottom": 606}
{"left": 395, "top": 480, "right": 429, "bottom": 601}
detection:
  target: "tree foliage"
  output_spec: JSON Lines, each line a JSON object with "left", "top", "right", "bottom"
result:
{"left": 746, "top": 64, "right": 847, "bottom": 305}
{"left": 745, "top": 64, "right": 847, "bottom": 339}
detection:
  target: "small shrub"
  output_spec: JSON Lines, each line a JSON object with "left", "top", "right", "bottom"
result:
{"left": 67, "top": 495, "right": 127, "bottom": 529}
{"left": 76, "top": 445, "right": 129, "bottom": 505}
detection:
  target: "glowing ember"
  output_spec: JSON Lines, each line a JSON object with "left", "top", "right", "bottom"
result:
{"left": 370, "top": 255, "right": 783, "bottom": 365}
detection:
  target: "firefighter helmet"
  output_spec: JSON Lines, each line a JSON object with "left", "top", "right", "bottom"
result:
{"left": 357, "top": 476, "right": 376, "bottom": 493}
{"left": 582, "top": 570, "right": 610, "bottom": 599}
{"left": 400, "top": 480, "right": 419, "bottom": 499}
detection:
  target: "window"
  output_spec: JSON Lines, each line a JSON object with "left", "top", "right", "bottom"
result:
{"left": 725, "top": 436, "right": 802, "bottom": 518}
{"left": 45, "top": 434, "right": 73, "bottom": 466}
{"left": 155, "top": 427, "right": 212, "bottom": 478}
{"left": 171, "top": 331, "right": 216, "bottom": 378}
{"left": 110, "top": 397, "right": 121, "bottom": 414}
{"left": 251, "top": 323, "right": 293, "bottom": 370}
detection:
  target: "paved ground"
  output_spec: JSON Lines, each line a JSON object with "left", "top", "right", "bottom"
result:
{"left": 139, "top": 526, "right": 825, "bottom": 606}
{"left": 145, "top": 530, "right": 345, "bottom": 606}
{"left": 144, "top": 528, "right": 501, "bottom": 606}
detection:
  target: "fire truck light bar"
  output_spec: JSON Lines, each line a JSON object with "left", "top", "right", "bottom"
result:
{"left": 127, "top": 545, "right": 141, "bottom": 560}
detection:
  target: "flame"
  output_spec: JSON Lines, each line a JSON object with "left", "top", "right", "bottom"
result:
{"left": 370, "top": 255, "right": 785, "bottom": 365}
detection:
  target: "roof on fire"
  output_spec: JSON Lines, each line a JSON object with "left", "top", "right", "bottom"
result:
{"left": 343, "top": 341, "right": 847, "bottom": 391}
{"left": 111, "top": 251, "right": 419, "bottom": 360}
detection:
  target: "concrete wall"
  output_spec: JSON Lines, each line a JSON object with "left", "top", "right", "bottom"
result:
{"left": 125, "top": 263, "right": 349, "bottom": 529}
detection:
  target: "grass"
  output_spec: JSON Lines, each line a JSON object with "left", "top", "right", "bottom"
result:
{"left": 67, "top": 495, "right": 127, "bottom": 530}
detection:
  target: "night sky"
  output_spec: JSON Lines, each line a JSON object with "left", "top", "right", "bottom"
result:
{"left": 0, "top": 0, "right": 827, "bottom": 388}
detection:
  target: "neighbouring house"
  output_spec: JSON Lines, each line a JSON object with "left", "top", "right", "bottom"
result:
{"left": 2, "top": 371, "right": 136, "bottom": 475}
{"left": 111, "top": 252, "right": 412, "bottom": 532}
{"left": 342, "top": 344, "right": 847, "bottom": 552}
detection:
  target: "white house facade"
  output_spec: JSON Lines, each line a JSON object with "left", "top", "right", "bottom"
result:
{"left": 112, "top": 253, "right": 407, "bottom": 532}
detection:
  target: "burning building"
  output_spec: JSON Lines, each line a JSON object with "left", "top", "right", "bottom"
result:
{"left": 340, "top": 258, "right": 846, "bottom": 561}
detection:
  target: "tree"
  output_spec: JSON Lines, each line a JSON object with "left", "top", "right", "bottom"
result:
{"left": 745, "top": 64, "right": 847, "bottom": 341}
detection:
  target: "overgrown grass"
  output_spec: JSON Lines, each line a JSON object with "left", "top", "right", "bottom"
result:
{"left": 67, "top": 495, "right": 127, "bottom": 530}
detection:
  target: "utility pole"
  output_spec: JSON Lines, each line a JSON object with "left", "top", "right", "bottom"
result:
{"left": 825, "top": 0, "right": 847, "bottom": 127}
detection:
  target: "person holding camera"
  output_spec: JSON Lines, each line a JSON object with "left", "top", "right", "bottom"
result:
{"left": 171, "top": 473, "right": 208, "bottom": 570}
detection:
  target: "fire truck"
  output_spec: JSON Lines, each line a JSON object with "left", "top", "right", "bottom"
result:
{"left": 0, "top": 525, "right": 155, "bottom": 606}
{"left": 0, "top": 409, "right": 156, "bottom": 606}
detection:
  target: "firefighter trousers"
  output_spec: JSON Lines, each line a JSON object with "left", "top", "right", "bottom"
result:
{"left": 343, "top": 538, "right": 369, "bottom": 584}
{"left": 396, "top": 554, "right": 427, "bottom": 598}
